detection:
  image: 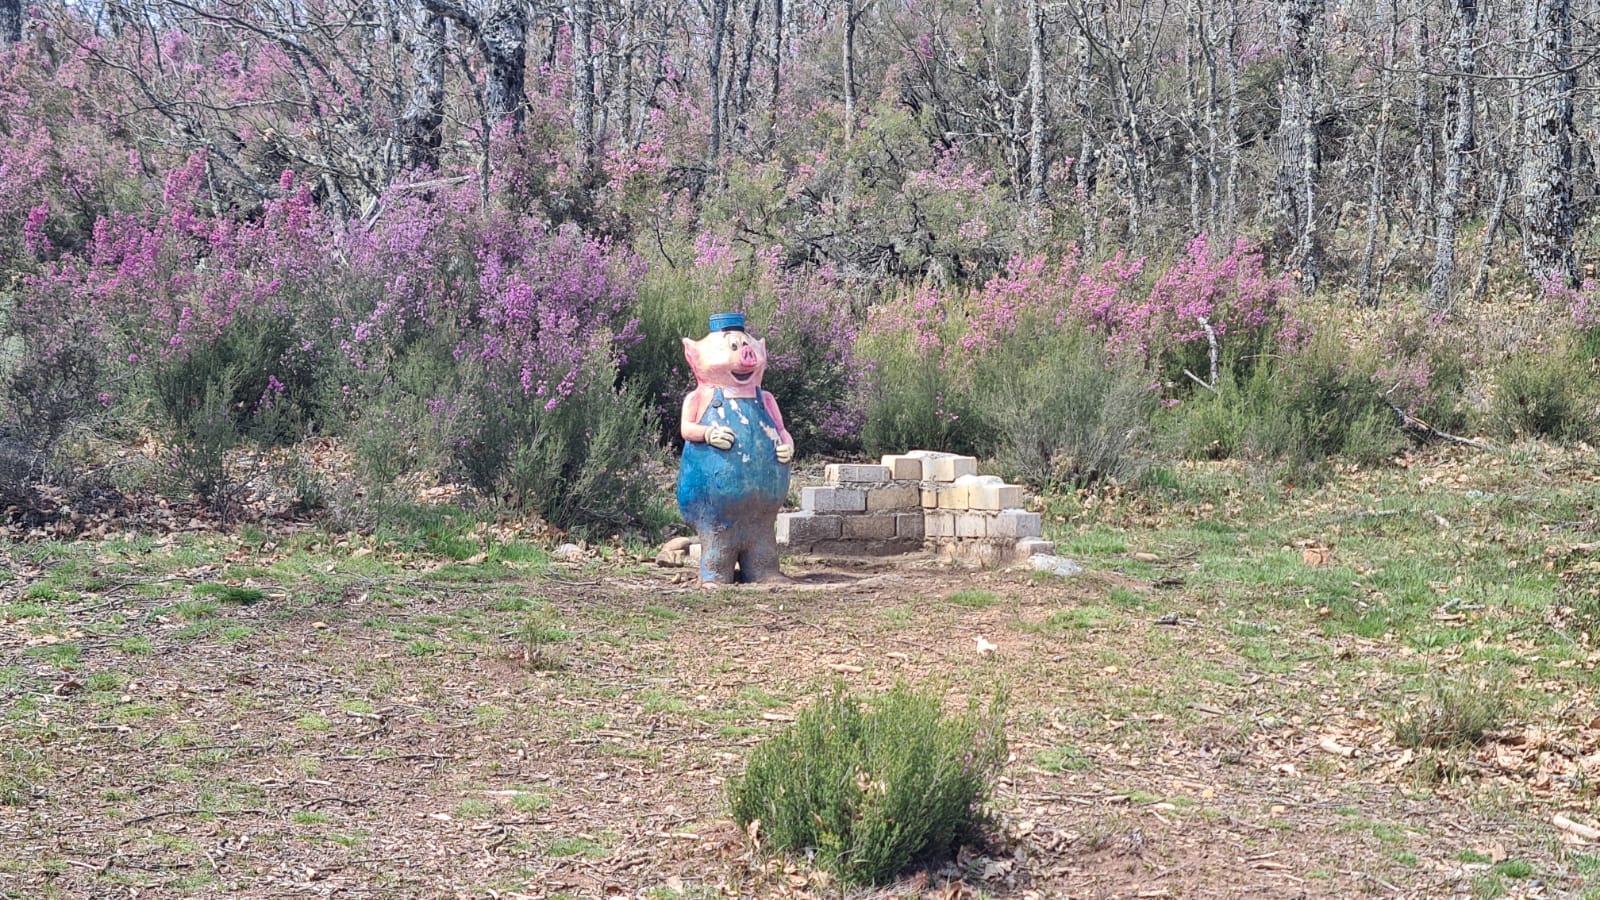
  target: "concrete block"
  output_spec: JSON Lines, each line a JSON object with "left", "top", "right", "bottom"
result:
{"left": 954, "top": 473, "right": 1003, "bottom": 487}
{"left": 924, "top": 510, "right": 956, "bottom": 538}
{"left": 1015, "top": 538, "right": 1055, "bottom": 559}
{"left": 955, "top": 513, "right": 989, "bottom": 538}
{"left": 920, "top": 488, "right": 940, "bottom": 509}
{"left": 896, "top": 513, "right": 925, "bottom": 540}
{"left": 990, "top": 509, "right": 1043, "bottom": 539}
{"left": 808, "top": 538, "right": 921, "bottom": 557}
{"left": 865, "top": 483, "right": 919, "bottom": 511}
{"left": 801, "top": 486, "right": 866, "bottom": 514}
{"left": 924, "top": 455, "right": 978, "bottom": 482}
{"left": 969, "top": 484, "right": 1025, "bottom": 511}
{"left": 936, "top": 486, "right": 970, "bottom": 510}
{"left": 825, "top": 463, "right": 891, "bottom": 484}
{"left": 777, "top": 511, "right": 842, "bottom": 544}
{"left": 880, "top": 455, "right": 924, "bottom": 481}
{"left": 944, "top": 541, "right": 1009, "bottom": 568}
{"left": 843, "top": 514, "right": 898, "bottom": 540}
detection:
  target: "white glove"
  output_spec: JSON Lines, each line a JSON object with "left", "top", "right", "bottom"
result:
{"left": 775, "top": 443, "right": 795, "bottom": 463}
{"left": 705, "top": 425, "right": 736, "bottom": 450}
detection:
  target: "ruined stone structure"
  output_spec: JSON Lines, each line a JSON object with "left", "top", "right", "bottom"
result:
{"left": 777, "top": 451, "right": 1053, "bottom": 564}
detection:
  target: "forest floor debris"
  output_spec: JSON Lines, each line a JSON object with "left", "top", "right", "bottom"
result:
{"left": 2, "top": 443, "right": 1599, "bottom": 898}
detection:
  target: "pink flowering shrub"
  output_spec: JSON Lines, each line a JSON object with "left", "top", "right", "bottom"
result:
{"left": 6, "top": 160, "right": 660, "bottom": 526}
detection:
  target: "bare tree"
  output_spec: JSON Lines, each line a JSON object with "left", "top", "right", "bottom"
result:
{"left": 399, "top": 6, "right": 447, "bottom": 171}
{"left": 1026, "top": 0, "right": 1047, "bottom": 224}
{"left": 424, "top": 0, "right": 528, "bottom": 129}
{"left": 1275, "top": 0, "right": 1324, "bottom": 289}
{"left": 766, "top": 0, "right": 783, "bottom": 147}
{"left": 708, "top": 0, "right": 728, "bottom": 160}
{"left": 1521, "top": 0, "right": 1579, "bottom": 285}
{"left": 1, "top": 0, "right": 20, "bottom": 49}
{"left": 1426, "top": 0, "right": 1478, "bottom": 311}
{"left": 843, "top": 0, "right": 856, "bottom": 144}
{"left": 573, "top": 0, "right": 596, "bottom": 174}
{"left": 1357, "top": 0, "right": 1399, "bottom": 306}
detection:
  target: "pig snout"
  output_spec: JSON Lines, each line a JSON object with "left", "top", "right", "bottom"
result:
{"left": 738, "top": 345, "right": 759, "bottom": 368}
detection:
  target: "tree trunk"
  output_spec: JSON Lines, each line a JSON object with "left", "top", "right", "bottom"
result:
{"left": 1275, "top": 0, "right": 1324, "bottom": 288}
{"left": 399, "top": 7, "right": 447, "bottom": 171}
{"left": 1026, "top": 0, "right": 1047, "bottom": 224}
{"left": 480, "top": 0, "right": 527, "bottom": 129}
{"left": 735, "top": 0, "right": 761, "bottom": 138}
{"left": 572, "top": 0, "right": 595, "bottom": 175}
{"left": 1358, "top": 0, "right": 1399, "bottom": 306}
{"left": 1197, "top": 0, "right": 1222, "bottom": 233}
{"left": 1470, "top": 169, "right": 1510, "bottom": 302}
{"left": 1521, "top": 0, "right": 1579, "bottom": 285}
{"left": 1221, "top": 0, "right": 1242, "bottom": 232}
{"left": 766, "top": 0, "right": 784, "bottom": 147}
{"left": 843, "top": 0, "right": 856, "bottom": 144}
{"left": 1, "top": 0, "right": 21, "bottom": 48}
{"left": 1185, "top": 11, "right": 1203, "bottom": 236}
{"left": 708, "top": 0, "right": 728, "bottom": 161}
{"left": 1075, "top": 20, "right": 1097, "bottom": 249}
{"left": 1410, "top": 17, "right": 1436, "bottom": 255}
{"left": 1427, "top": 0, "right": 1477, "bottom": 312}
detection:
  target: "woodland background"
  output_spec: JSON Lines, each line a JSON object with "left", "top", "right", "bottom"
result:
{"left": 1, "top": 0, "right": 1598, "bottom": 533}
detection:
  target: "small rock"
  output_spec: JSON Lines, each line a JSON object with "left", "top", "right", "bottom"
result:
{"left": 553, "top": 542, "right": 584, "bottom": 561}
{"left": 1030, "top": 555, "right": 1084, "bottom": 577}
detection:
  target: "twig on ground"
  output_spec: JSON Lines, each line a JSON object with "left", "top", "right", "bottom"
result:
{"left": 1385, "top": 401, "right": 1493, "bottom": 450}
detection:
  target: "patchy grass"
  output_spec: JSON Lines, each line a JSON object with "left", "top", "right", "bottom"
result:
{"left": 1, "top": 446, "right": 1598, "bottom": 896}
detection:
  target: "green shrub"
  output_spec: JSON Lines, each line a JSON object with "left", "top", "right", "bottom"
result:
{"left": 727, "top": 683, "right": 1006, "bottom": 886}
{"left": 857, "top": 289, "right": 990, "bottom": 458}
{"left": 1173, "top": 337, "right": 1406, "bottom": 478}
{"left": 143, "top": 313, "right": 328, "bottom": 510}
{"left": 1491, "top": 349, "right": 1598, "bottom": 443}
{"left": 978, "top": 327, "right": 1156, "bottom": 489}
{"left": 454, "top": 341, "right": 660, "bottom": 535}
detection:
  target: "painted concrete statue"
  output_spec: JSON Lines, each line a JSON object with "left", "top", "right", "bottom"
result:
{"left": 677, "top": 313, "right": 794, "bottom": 585}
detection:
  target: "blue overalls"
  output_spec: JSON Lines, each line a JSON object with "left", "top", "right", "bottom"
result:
{"left": 677, "top": 387, "right": 791, "bottom": 583}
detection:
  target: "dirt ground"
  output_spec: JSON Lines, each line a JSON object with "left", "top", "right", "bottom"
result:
{"left": 2, "top": 530, "right": 1586, "bottom": 899}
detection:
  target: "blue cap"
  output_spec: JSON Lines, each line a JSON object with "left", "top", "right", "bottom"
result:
{"left": 709, "top": 312, "right": 746, "bottom": 332}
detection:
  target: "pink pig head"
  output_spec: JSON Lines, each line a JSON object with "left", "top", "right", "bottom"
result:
{"left": 682, "top": 328, "right": 768, "bottom": 391}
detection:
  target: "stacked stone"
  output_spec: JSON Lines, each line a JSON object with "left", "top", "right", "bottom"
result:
{"left": 904, "top": 454, "right": 1050, "bottom": 563}
{"left": 777, "top": 450, "right": 1053, "bottom": 563}
{"left": 776, "top": 463, "right": 925, "bottom": 555}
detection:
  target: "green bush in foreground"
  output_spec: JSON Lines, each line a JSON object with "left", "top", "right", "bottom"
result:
{"left": 727, "top": 683, "right": 1006, "bottom": 885}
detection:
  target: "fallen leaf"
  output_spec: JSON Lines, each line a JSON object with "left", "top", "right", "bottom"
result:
{"left": 975, "top": 637, "right": 998, "bottom": 656}
{"left": 1318, "top": 735, "right": 1357, "bottom": 757}
{"left": 1301, "top": 546, "right": 1332, "bottom": 567}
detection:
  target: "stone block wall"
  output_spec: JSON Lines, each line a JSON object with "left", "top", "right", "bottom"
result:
{"left": 777, "top": 450, "right": 1054, "bottom": 564}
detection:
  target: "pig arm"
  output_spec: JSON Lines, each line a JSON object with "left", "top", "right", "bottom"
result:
{"left": 762, "top": 391, "right": 795, "bottom": 451}
{"left": 680, "top": 391, "right": 711, "bottom": 443}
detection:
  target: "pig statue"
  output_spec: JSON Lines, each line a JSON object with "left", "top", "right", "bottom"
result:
{"left": 676, "top": 313, "right": 795, "bottom": 585}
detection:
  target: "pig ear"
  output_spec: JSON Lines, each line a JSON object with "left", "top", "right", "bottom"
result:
{"left": 752, "top": 337, "right": 766, "bottom": 357}
{"left": 682, "top": 336, "right": 699, "bottom": 367}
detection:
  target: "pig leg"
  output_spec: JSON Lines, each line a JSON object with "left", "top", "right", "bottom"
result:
{"left": 736, "top": 528, "right": 786, "bottom": 584}
{"left": 697, "top": 529, "right": 739, "bottom": 585}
